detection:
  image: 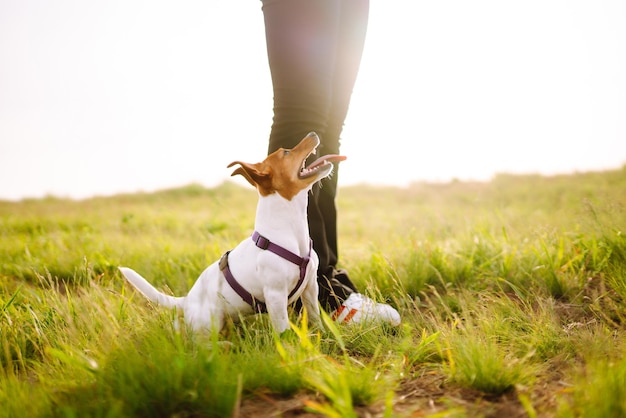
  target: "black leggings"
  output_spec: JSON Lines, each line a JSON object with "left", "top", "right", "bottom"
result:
{"left": 262, "top": 0, "right": 369, "bottom": 310}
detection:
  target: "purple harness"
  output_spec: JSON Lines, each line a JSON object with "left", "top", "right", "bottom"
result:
{"left": 219, "top": 231, "right": 312, "bottom": 313}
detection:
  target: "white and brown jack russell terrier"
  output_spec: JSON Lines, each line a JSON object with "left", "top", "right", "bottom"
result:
{"left": 119, "top": 132, "right": 345, "bottom": 333}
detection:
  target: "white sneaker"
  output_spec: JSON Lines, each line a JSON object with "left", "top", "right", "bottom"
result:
{"left": 331, "top": 293, "right": 401, "bottom": 326}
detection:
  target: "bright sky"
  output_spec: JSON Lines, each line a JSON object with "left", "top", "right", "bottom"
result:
{"left": 1, "top": 0, "right": 625, "bottom": 200}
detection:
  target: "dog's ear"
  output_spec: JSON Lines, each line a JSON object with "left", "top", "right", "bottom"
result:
{"left": 227, "top": 161, "right": 270, "bottom": 189}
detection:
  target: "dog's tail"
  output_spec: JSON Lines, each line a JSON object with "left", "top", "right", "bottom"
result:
{"left": 119, "top": 267, "right": 184, "bottom": 309}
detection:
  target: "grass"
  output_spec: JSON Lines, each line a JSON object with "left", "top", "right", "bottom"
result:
{"left": 1, "top": 167, "right": 625, "bottom": 416}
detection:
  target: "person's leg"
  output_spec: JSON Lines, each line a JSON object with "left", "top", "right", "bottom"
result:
{"left": 262, "top": 0, "right": 339, "bottom": 153}
{"left": 262, "top": 0, "right": 360, "bottom": 311}
{"left": 309, "top": 0, "right": 370, "bottom": 310}
{"left": 310, "top": 173, "right": 354, "bottom": 311}
{"left": 262, "top": 0, "right": 369, "bottom": 158}
{"left": 261, "top": 0, "right": 402, "bottom": 325}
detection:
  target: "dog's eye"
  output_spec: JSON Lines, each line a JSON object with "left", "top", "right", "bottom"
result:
{"left": 283, "top": 150, "right": 290, "bottom": 156}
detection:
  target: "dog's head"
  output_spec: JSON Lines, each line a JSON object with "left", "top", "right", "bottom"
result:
{"left": 228, "top": 132, "right": 346, "bottom": 200}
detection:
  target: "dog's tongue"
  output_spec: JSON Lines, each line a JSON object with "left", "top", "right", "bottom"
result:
{"left": 324, "top": 154, "right": 347, "bottom": 163}
{"left": 308, "top": 154, "right": 346, "bottom": 168}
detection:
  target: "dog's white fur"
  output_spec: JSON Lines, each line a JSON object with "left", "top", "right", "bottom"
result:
{"left": 119, "top": 132, "right": 342, "bottom": 333}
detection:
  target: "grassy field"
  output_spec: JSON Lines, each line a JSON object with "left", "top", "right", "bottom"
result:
{"left": 1, "top": 167, "right": 626, "bottom": 417}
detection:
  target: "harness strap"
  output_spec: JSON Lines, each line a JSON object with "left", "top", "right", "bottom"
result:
{"left": 220, "top": 251, "right": 267, "bottom": 313}
{"left": 251, "top": 231, "right": 312, "bottom": 285}
{"left": 218, "top": 232, "right": 313, "bottom": 314}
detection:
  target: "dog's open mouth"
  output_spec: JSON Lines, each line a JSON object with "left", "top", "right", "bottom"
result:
{"left": 299, "top": 153, "right": 346, "bottom": 179}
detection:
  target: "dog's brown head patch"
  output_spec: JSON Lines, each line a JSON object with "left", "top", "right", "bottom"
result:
{"left": 228, "top": 132, "right": 345, "bottom": 200}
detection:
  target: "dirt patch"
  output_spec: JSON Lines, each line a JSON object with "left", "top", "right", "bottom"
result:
{"left": 236, "top": 366, "right": 573, "bottom": 417}
{"left": 392, "top": 371, "right": 528, "bottom": 418}
{"left": 237, "top": 391, "right": 322, "bottom": 418}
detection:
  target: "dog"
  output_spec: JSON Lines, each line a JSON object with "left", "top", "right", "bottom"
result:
{"left": 119, "top": 132, "right": 345, "bottom": 333}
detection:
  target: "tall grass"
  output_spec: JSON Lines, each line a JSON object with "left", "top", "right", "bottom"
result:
{"left": 559, "top": 351, "right": 626, "bottom": 417}
{"left": 1, "top": 167, "right": 626, "bottom": 416}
